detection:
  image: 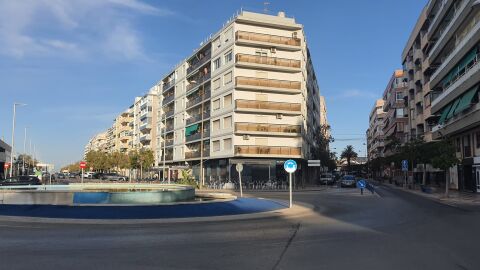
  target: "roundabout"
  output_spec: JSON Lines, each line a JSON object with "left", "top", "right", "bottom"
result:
{"left": 0, "top": 183, "right": 293, "bottom": 221}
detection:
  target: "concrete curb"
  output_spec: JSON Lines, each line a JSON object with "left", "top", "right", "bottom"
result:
{"left": 0, "top": 200, "right": 315, "bottom": 225}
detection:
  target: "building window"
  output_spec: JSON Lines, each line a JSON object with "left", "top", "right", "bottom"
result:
{"left": 456, "top": 138, "right": 461, "bottom": 152}
{"left": 396, "top": 92, "right": 404, "bottom": 100}
{"left": 224, "top": 28, "right": 233, "bottom": 42}
{"left": 213, "top": 58, "right": 221, "bottom": 70}
{"left": 213, "top": 119, "right": 220, "bottom": 131}
{"left": 213, "top": 99, "right": 220, "bottom": 110}
{"left": 213, "top": 37, "right": 220, "bottom": 50}
{"left": 255, "top": 51, "right": 267, "bottom": 57}
{"left": 396, "top": 108, "right": 404, "bottom": 117}
{"left": 476, "top": 132, "right": 480, "bottom": 149}
{"left": 224, "top": 51, "right": 233, "bottom": 64}
{"left": 223, "top": 116, "right": 232, "bottom": 128}
{"left": 224, "top": 94, "right": 232, "bottom": 107}
{"left": 224, "top": 138, "right": 232, "bottom": 150}
{"left": 224, "top": 71, "right": 232, "bottom": 84}
{"left": 213, "top": 140, "right": 220, "bottom": 152}
{"left": 213, "top": 78, "right": 221, "bottom": 90}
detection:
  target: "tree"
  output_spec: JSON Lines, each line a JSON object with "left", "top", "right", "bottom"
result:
{"left": 340, "top": 145, "right": 358, "bottom": 171}
{"left": 311, "top": 124, "right": 336, "bottom": 171}
{"left": 431, "top": 140, "right": 459, "bottom": 197}
{"left": 178, "top": 169, "right": 197, "bottom": 188}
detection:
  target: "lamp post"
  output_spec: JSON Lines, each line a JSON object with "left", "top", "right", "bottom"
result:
{"left": 22, "top": 127, "right": 28, "bottom": 175}
{"left": 9, "top": 102, "right": 27, "bottom": 177}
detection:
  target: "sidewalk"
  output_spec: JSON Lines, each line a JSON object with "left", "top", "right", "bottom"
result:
{"left": 374, "top": 180, "right": 480, "bottom": 206}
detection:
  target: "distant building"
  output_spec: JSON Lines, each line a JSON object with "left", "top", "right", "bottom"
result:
{"left": 0, "top": 139, "right": 12, "bottom": 179}
{"left": 367, "top": 99, "right": 386, "bottom": 160}
{"left": 83, "top": 131, "right": 108, "bottom": 158}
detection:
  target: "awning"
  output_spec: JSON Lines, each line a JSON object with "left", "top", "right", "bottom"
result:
{"left": 438, "top": 103, "right": 453, "bottom": 125}
{"left": 458, "top": 47, "right": 478, "bottom": 71}
{"left": 454, "top": 85, "right": 479, "bottom": 114}
{"left": 446, "top": 98, "right": 461, "bottom": 120}
{"left": 185, "top": 124, "right": 199, "bottom": 136}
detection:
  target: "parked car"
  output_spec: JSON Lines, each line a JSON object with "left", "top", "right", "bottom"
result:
{"left": 91, "top": 172, "right": 104, "bottom": 179}
{"left": 319, "top": 173, "right": 335, "bottom": 185}
{"left": 340, "top": 175, "right": 356, "bottom": 188}
{"left": 101, "top": 173, "right": 128, "bottom": 181}
{"left": 0, "top": 176, "right": 42, "bottom": 186}
{"left": 56, "top": 173, "right": 66, "bottom": 179}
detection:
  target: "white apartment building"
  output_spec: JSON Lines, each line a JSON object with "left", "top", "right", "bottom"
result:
{"left": 83, "top": 131, "right": 108, "bottom": 158}
{"left": 156, "top": 11, "right": 322, "bottom": 184}
{"left": 367, "top": 99, "right": 386, "bottom": 160}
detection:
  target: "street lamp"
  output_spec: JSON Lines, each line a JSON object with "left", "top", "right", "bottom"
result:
{"left": 10, "top": 102, "right": 27, "bottom": 177}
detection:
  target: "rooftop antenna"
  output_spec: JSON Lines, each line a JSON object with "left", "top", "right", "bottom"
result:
{"left": 263, "top": 1, "right": 270, "bottom": 14}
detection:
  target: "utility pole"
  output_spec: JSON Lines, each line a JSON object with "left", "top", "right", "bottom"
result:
{"left": 22, "top": 127, "right": 27, "bottom": 175}
{"left": 10, "top": 103, "right": 26, "bottom": 177}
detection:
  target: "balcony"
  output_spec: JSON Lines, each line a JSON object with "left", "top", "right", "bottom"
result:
{"left": 235, "top": 54, "right": 301, "bottom": 73}
{"left": 162, "top": 124, "right": 174, "bottom": 133}
{"left": 235, "top": 30, "right": 301, "bottom": 51}
{"left": 186, "top": 91, "right": 211, "bottom": 109}
{"left": 235, "top": 146, "right": 301, "bottom": 157}
{"left": 139, "top": 122, "right": 151, "bottom": 131}
{"left": 164, "top": 139, "right": 174, "bottom": 147}
{"left": 235, "top": 123, "right": 301, "bottom": 135}
{"left": 139, "top": 134, "right": 151, "bottom": 142}
{"left": 235, "top": 76, "right": 301, "bottom": 94}
{"left": 186, "top": 130, "right": 210, "bottom": 142}
{"left": 163, "top": 79, "right": 175, "bottom": 92}
{"left": 186, "top": 112, "right": 210, "bottom": 126}
{"left": 235, "top": 99, "right": 301, "bottom": 115}
{"left": 186, "top": 73, "right": 211, "bottom": 92}
{"left": 162, "top": 94, "right": 175, "bottom": 105}
{"left": 163, "top": 109, "right": 174, "bottom": 119}
{"left": 187, "top": 49, "right": 211, "bottom": 75}
{"left": 164, "top": 154, "right": 173, "bottom": 161}
{"left": 185, "top": 148, "right": 210, "bottom": 159}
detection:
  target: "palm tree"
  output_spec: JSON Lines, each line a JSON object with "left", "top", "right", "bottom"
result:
{"left": 340, "top": 145, "right": 358, "bottom": 171}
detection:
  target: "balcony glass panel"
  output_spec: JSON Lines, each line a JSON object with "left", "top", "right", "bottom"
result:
{"left": 235, "top": 31, "right": 301, "bottom": 46}
{"left": 235, "top": 76, "right": 301, "bottom": 90}
{"left": 236, "top": 54, "right": 301, "bottom": 69}
{"left": 235, "top": 100, "right": 301, "bottom": 112}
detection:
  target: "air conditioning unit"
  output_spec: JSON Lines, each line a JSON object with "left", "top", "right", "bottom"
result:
{"left": 276, "top": 114, "right": 283, "bottom": 119}
{"left": 243, "top": 135, "right": 250, "bottom": 140}
{"left": 270, "top": 47, "right": 277, "bottom": 53}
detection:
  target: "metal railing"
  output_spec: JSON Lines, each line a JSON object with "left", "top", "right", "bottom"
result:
{"left": 235, "top": 123, "right": 301, "bottom": 134}
{"left": 162, "top": 79, "right": 175, "bottom": 92}
{"left": 186, "top": 91, "right": 211, "bottom": 108}
{"left": 235, "top": 146, "right": 301, "bottom": 156}
{"left": 442, "top": 53, "right": 479, "bottom": 91}
{"left": 235, "top": 76, "right": 301, "bottom": 90}
{"left": 185, "top": 149, "right": 210, "bottom": 159}
{"left": 187, "top": 49, "right": 211, "bottom": 74}
{"left": 186, "top": 112, "right": 210, "bottom": 125}
{"left": 162, "top": 94, "right": 175, "bottom": 105}
{"left": 186, "top": 73, "right": 211, "bottom": 92}
{"left": 236, "top": 30, "right": 301, "bottom": 46}
{"left": 236, "top": 54, "right": 301, "bottom": 69}
{"left": 186, "top": 130, "right": 210, "bottom": 142}
{"left": 235, "top": 99, "right": 301, "bottom": 112}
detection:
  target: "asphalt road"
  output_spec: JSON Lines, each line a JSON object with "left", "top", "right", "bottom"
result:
{"left": 1, "top": 185, "right": 479, "bottom": 270}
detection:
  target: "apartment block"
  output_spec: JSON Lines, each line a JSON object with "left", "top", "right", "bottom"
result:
{"left": 367, "top": 99, "right": 386, "bottom": 160}
{"left": 83, "top": 131, "right": 108, "bottom": 158}
{"left": 156, "top": 11, "right": 321, "bottom": 184}
{"left": 400, "top": 0, "right": 479, "bottom": 191}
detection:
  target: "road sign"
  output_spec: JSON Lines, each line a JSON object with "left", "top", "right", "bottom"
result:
{"left": 402, "top": 160, "right": 408, "bottom": 171}
{"left": 357, "top": 179, "right": 367, "bottom": 189}
{"left": 284, "top": 159, "right": 297, "bottom": 173}
{"left": 308, "top": 160, "right": 321, "bottom": 167}
{"left": 80, "top": 161, "right": 87, "bottom": 169}
{"left": 235, "top": 163, "right": 243, "bottom": 172}
{"left": 3, "top": 163, "right": 10, "bottom": 169}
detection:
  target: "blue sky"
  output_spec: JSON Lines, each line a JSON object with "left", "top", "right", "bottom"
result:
{"left": 0, "top": 0, "right": 426, "bottom": 169}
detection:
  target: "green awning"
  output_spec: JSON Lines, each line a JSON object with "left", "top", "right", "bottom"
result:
{"left": 438, "top": 103, "right": 452, "bottom": 125}
{"left": 454, "top": 86, "right": 479, "bottom": 114}
{"left": 446, "top": 98, "right": 460, "bottom": 120}
{"left": 185, "top": 124, "right": 199, "bottom": 136}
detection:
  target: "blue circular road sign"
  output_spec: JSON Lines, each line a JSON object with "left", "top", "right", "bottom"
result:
{"left": 284, "top": 160, "right": 297, "bottom": 173}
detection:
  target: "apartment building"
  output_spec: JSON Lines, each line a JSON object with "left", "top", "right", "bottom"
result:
{"left": 382, "top": 70, "right": 409, "bottom": 156}
{"left": 83, "top": 131, "right": 108, "bottom": 158}
{"left": 112, "top": 110, "right": 133, "bottom": 153}
{"left": 133, "top": 88, "right": 160, "bottom": 159}
{"left": 156, "top": 11, "right": 321, "bottom": 184}
{"left": 367, "top": 99, "right": 386, "bottom": 160}
{"left": 0, "top": 139, "right": 12, "bottom": 179}
{"left": 319, "top": 96, "right": 330, "bottom": 137}
{"left": 399, "top": 0, "right": 480, "bottom": 192}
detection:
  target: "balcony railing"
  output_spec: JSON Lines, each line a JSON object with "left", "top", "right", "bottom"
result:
{"left": 185, "top": 149, "right": 210, "bottom": 159}
{"left": 164, "top": 139, "right": 174, "bottom": 147}
{"left": 442, "top": 53, "right": 479, "bottom": 92}
{"left": 164, "top": 154, "right": 173, "bottom": 161}
{"left": 186, "top": 112, "right": 210, "bottom": 125}
{"left": 235, "top": 123, "right": 301, "bottom": 134}
{"left": 162, "top": 94, "right": 175, "bottom": 105}
{"left": 186, "top": 91, "right": 211, "bottom": 108}
{"left": 187, "top": 49, "right": 211, "bottom": 74}
{"left": 139, "top": 134, "right": 151, "bottom": 142}
{"left": 236, "top": 54, "right": 301, "bottom": 69}
{"left": 236, "top": 99, "right": 301, "bottom": 112}
{"left": 235, "top": 146, "right": 301, "bottom": 156}
{"left": 235, "top": 76, "right": 301, "bottom": 91}
{"left": 162, "top": 124, "right": 174, "bottom": 133}
{"left": 186, "top": 73, "right": 211, "bottom": 92}
{"left": 163, "top": 110, "right": 174, "bottom": 118}
{"left": 235, "top": 30, "right": 301, "bottom": 47}
{"left": 163, "top": 79, "right": 175, "bottom": 92}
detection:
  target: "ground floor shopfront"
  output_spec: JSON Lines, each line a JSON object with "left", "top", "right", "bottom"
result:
{"left": 160, "top": 158, "right": 321, "bottom": 188}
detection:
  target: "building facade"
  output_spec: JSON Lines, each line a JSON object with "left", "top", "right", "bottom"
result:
{"left": 155, "top": 11, "right": 321, "bottom": 184}
{"left": 367, "top": 99, "right": 386, "bottom": 160}
{"left": 83, "top": 131, "right": 108, "bottom": 158}
{"left": 0, "top": 139, "right": 12, "bottom": 179}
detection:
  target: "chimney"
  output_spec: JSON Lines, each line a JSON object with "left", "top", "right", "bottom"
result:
{"left": 278, "top": 11, "right": 285, "bottom": 17}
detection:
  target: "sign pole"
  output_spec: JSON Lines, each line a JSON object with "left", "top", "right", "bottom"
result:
{"left": 239, "top": 170, "right": 243, "bottom": 198}
{"left": 289, "top": 172, "right": 292, "bottom": 208}
{"left": 81, "top": 168, "right": 84, "bottom": 184}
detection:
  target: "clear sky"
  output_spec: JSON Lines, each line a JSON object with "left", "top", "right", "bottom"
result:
{"left": 0, "top": 0, "right": 426, "bottom": 169}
